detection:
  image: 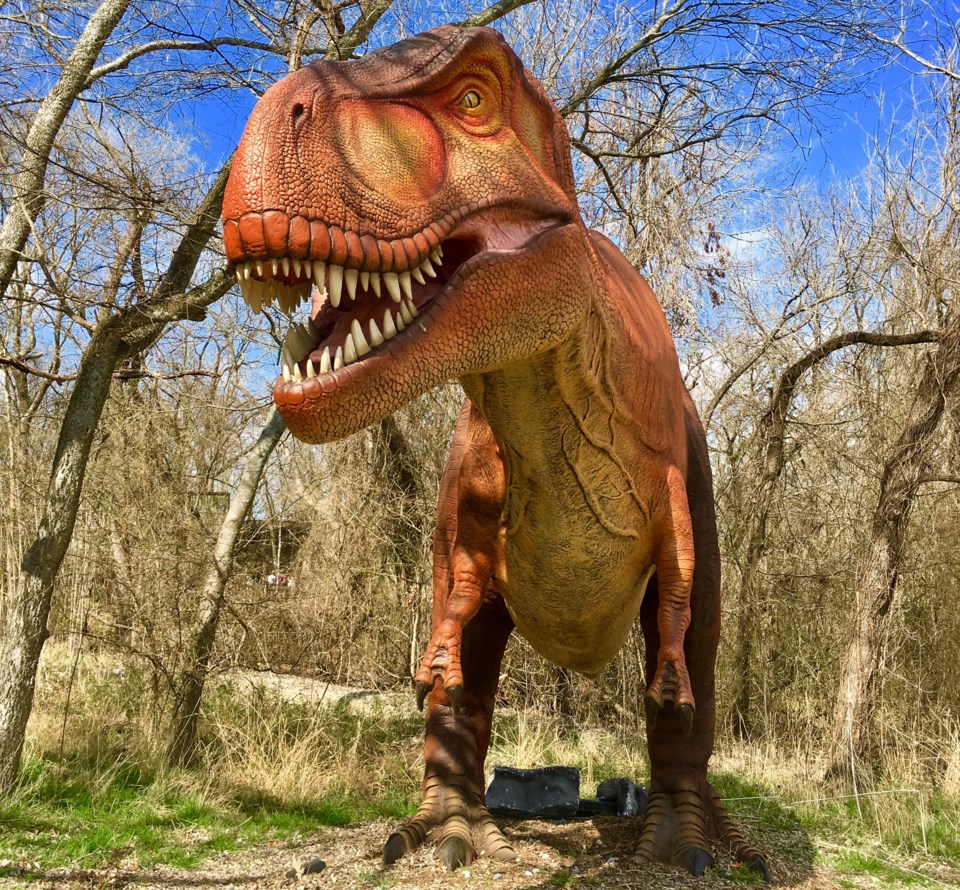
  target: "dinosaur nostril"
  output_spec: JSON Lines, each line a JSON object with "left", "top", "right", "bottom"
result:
{"left": 292, "top": 102, "right": 307, "bottom": 131}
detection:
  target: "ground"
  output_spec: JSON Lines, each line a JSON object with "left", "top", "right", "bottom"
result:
{"left": 3, "top": 810, "right": 956, "bottom": 890}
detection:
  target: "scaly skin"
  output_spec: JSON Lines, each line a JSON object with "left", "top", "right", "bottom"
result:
{"left": 222, "top": 25, "right": 768, "bottom": 880}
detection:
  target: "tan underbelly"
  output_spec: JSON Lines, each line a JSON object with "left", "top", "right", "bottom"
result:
{"left": 498, "top": 542, "right": 655, "bottom": 677}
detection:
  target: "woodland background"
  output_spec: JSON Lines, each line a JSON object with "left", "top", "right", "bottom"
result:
{"left": 1, "top": 0, "right": 959, "bottom": 881}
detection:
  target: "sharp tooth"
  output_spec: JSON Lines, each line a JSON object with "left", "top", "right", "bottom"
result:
{"left": 306, "top": 316, "right": 319, "bottom": 338}
{"left": 306, "top": 358, "right": 316, "bottom": 378}
{"left": 243, "top": 263, "right": 252, "bottom": 280}
{"left": 300, "top": 282, "right": 312, "bottom": 303}
{"left": 302, "top": 259, "right": 311, "bottom": 279}
{"left": 360, "top": 270, "right": 370, "bottom": 291}
{"left": 328, "top": 265, "right": 343, "bottom": 307}
{"left": 343, "top": 332, "right": 357, "bottom": 364}
{"left": 319, "top": 346, "right": 331, "bottom": 374}
{"left": 313, "top": 261, "right": 325, "bottom": 286}
{"left": 382, "top": 309, "right": 397, "bottom": 339}
{"left": 284, "top": 327, "right": 301, "bottom": 360}
{"left": 421, "top": 256, "right": 437, "bottom": 278}
{"left": 412, "top": 266, "right": 426, "bottom": 285}
{"left": 399, "top": 300, "right": 413, "bottom": 325}
{"left": 234, "top": 267, "right": 243, "bottom": 283}
{"left": 282, "top": 362, "right": 291, "bottom": 382}
{"left": 369, "top": 317, "right": 384, "bottom": 346}
{"left": 333, "top": 345, "right": 344, "bottom": 370}
{"left": 296, "top": 325, "right": 313, "bottom": 356}
{"left": 249, "top": 280, "right": 264, "bottom": 313}
{"left": 238, "top": 278, "right": 252, "bottom": 308}
{"left": 271, "top": 259, "right": 279, "bottom": 276}
{"left": 255, "top": 260, "right": 264, "bottom": 277}
{"left": 370, "top": 271, "right": 381, "bottom": 298}
{"left": 437, "top": 244, "right": 443, "bottom": 258}
{"left": 406, "top": 298, "right": 418, "bottom": 318}
{"left": 293, "top": 362, "right": 302, "bottom": 382}
{"left": 395, "top": 310, "right": 406, "bottom": 331}
{"left": 345, "top": 268, "right": 359, "bottom": 301}
{"left": 281, "top": 257, "right": 289, "bottom": 276}
{"left": 430, "top": 248, "right": 441, "bottom": 265}
{"left": 384, "top": 272, "right": 402, "bottom": 303}
{"left": 399, "top": 271, "right": 413, "bottom": 301}
{"left": 351, "top": 318, "right": 370, "bottom": 356}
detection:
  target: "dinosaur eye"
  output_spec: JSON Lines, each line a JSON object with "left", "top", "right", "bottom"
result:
{"left": 458, "top": 90, "right": 481, "bottom": 110}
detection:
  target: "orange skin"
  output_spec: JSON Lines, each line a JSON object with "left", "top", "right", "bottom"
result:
{"left": 223, "top": 26, "right": 767, "bottom": 880}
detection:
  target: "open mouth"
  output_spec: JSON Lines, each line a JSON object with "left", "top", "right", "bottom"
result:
{"left": 234, "top": 237, "right": 478, "bottom": 382}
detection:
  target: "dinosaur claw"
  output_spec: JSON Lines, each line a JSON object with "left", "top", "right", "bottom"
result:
{"left": 437, "top": 835, "right": 471, "bottom": 871}
{"left": 678, "top": 703, "right": 695, "bottom": 737}
{"left": 382, "top": 832, "right": 408, "bottom": 865}
{"left": 446, "top": 684, "right": 462, "bottom": 714}
{"left": 679, "top": 846, "right": 713, "bottom": 877}
{"left": 415, "top": 681, "right": 431, "bottom": 711}
{"left": 645, "top": 695, "right": 660, "bottom": 730}
{"left": 749, "top": 855, "right": 771, "bottom": 883}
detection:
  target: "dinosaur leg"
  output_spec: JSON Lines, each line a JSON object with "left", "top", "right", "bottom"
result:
{"left": 386, "top": 403, "right": 516, "bottom": 870}
{"left": 384, "top": 591, "right": 516, "bottom": 869}
{"left": 634, "top": 410, "right": 769, "bottom": 881}
{"left": 644, "top": 466, "right": 696, "bottom": 730}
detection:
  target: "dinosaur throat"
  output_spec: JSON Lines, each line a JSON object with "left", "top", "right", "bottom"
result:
{"left": 229, "top": 210, "right": 565, "bottom": 386}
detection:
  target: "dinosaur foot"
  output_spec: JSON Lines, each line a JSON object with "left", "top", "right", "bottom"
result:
{"left": 632, "top": 778, "right": 769, "bottom": 882}
{"left": 383, "top": 773, "right": 518, "bottom": 871}
{"left": 644, "top": 658, "right": 695, "bottom": 735}
{"left": 414, "top": 619, "right": 465, "bottom": 712}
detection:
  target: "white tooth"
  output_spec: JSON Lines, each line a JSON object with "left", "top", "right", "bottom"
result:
{"left": 360, "top": 270, "right": 370, "bottom": 291}
{"left": 282, "top": 363, "right": 291, "bottom": 383}
{"left": 343, "top": 332, "right": 357, "bottom": 364}
{"left": 399, "top": 300, "right": 413, "bottom": 325}
{"left": 313, "top": 261, "right": 325, "bottom": 285}
{"left": 369, "top": 317, "right": 383, "bottom": 346}
{"left": 399, "top": 271, "right": 413, "bottom": 301}
{"left": 421, "top": 256, "right": 437, "bottom": 278}
{"left": 328, "top": 265, "right": 343, "bottom": 307}
{"left": 235, "top": 267, "right": 244, "bottom": 283}
{"left": 437, "top": 244, "right": 443, "bottom": 258}
{"left": 284, "top": 326, "right": 301, "bottom": 360}
{"left": 384, "top": 272, "right": 402, "bottom": 303}
{"left": 306, "top": 358, "right": 316, "bottom": 378}
{"left": 382, "top": 309, "right": 397, "bottom": 339}
{"left": 283, "top": 257, "right": 291, "bottom": 276}
{"left": 406, "top": 298, "right": 418, "bottom": 318}
{"left": 370, "top": 271, "right": 381, "bottom": 298}
{"left": 345, "top": 268, "right": 359, "bottom": 301}
{"left": 302, "top": 260, "right": 311, "bottom": 279}
{"left": 255, "top": 260, "right": 264, "bottom": 277}
{"left": 430, "top": 248, "right": 441, "bottom": 265}
{"left": 395, "top": 310, "right": 406, "bottom": 331}
{"left": 271, "top": 259, "right": 279, "bottom": 276}
{"left": 333, "top": 345, "right": 344, "bottom": 370}
{"left": 319, "top": 346, "right": 331, "bottom": 374}
{"left": 293, "top": 363, "right": 302, "bottom": 382}
{"left": 412, "top": 266, "right": 426, "bottom": 285}
{"left": 238, "top": 278, "right": 252, "bottom": 308}
{"left": 351, "top": 318, "right": 370, "bottom": 356}
{"left": 243, "top": 263, "right": 252, "bottom": 280}
{"left": 249, "top": 280, "right": 263, "bottom": 314}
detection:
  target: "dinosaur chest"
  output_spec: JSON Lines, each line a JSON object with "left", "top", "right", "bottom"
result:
{"left": 494, "top": 444, "right": 659, "bottom": 677}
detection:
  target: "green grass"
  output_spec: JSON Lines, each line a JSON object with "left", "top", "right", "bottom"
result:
{"left": 0, "top": 752, "right": 417, "bottom": 876}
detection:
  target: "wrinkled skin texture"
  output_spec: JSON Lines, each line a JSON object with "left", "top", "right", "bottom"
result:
{"left": 223, "top": 25, "right": 767, "bottom": 881}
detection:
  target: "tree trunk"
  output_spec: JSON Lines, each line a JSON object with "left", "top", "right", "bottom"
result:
{"left": 729, "top": 330, "right": 938, "bottom": 739}
{"left": 167, "top": 410, "right": 286, "bottom": 767}
{"left": 827, "top": 319, "right": 960, "bottom": 784}
{"left": 0, "top": 168, "right": 231, "bottom": 792}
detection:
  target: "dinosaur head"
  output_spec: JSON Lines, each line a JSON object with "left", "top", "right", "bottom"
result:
{"left": 223, "top": 26, "right": 584, "bottom": 443}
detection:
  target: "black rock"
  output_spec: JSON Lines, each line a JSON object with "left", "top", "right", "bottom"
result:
{"left": 596, "top": 778, "right": 647, "bottom": 816}
{"left": 486, "top": 765, "right": 580, "bottom": 818}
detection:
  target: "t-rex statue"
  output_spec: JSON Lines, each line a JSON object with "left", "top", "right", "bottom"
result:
{"left": 222, "top": 25, "right": 768, "bottom": 881}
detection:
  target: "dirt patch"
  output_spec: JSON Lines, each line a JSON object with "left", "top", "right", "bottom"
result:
{"left": 5, "top": 815, "right": 868, "bottom": 890}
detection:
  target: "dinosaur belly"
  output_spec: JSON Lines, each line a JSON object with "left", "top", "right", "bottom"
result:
{"left": 498, "top": 532, "right": 655, "bottom": 677}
